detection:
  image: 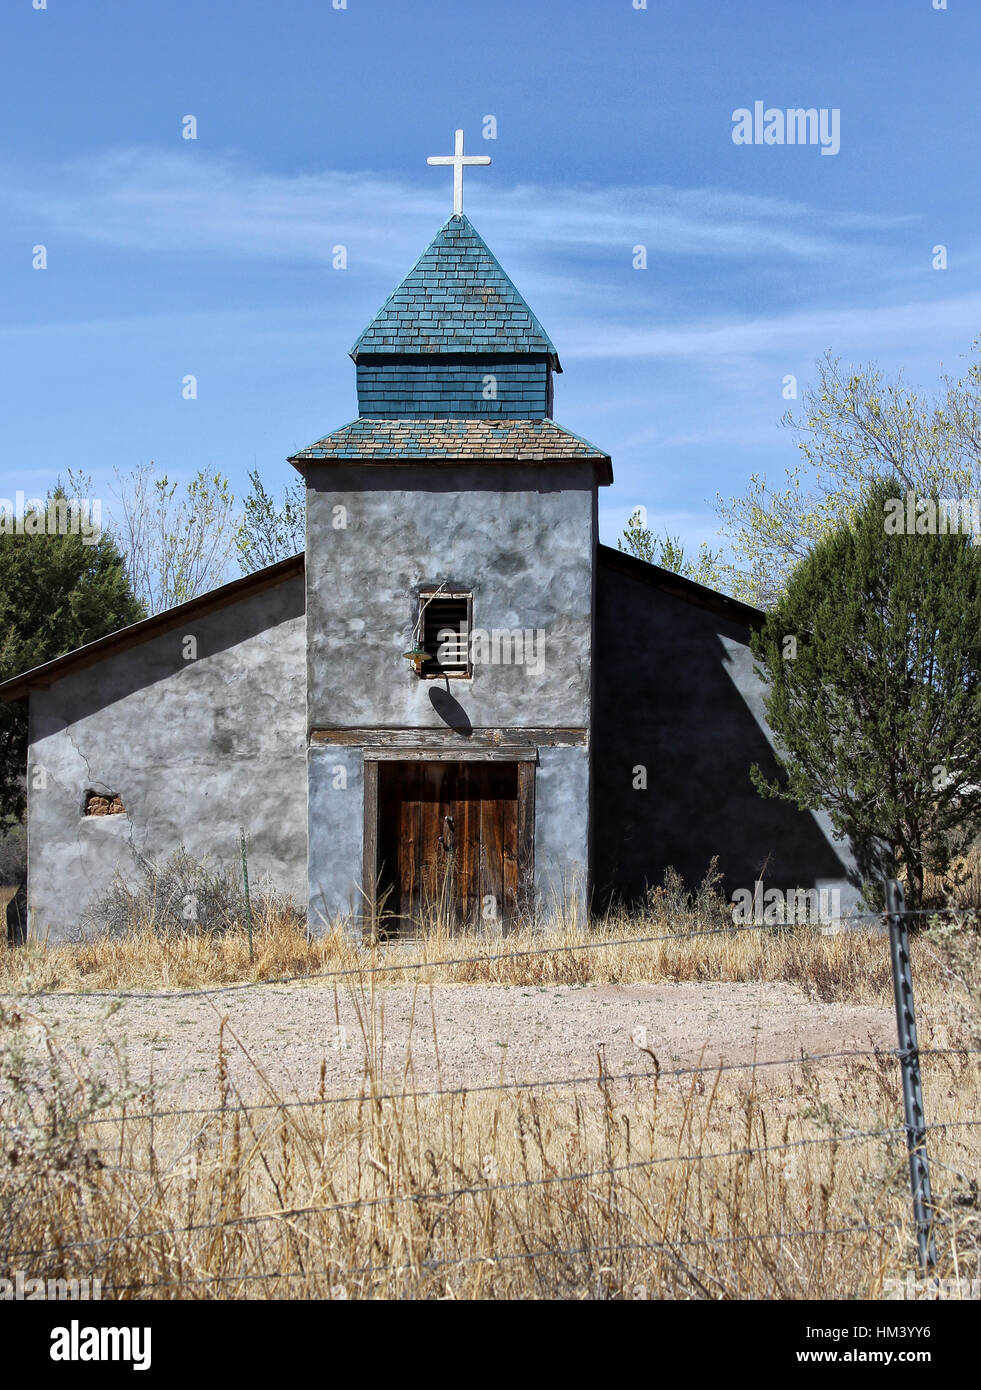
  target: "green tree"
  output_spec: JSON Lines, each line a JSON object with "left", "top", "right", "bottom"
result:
{"left": 751, "top": 477, "right": 981, "bottom": 909}
{"left": 618, "top": 507, "right": 723, "bottom": 588}
{"left": 0, "top": 484, "right": 145, "bottom": 823}
{"left": 235, "top": 469, "right": 305, "bottom": 574}
{"left": 717, "top": 343, "right": 981, "bottom": 607}
{"left": 113, "top": 463, "right": 237, "bottom": 614}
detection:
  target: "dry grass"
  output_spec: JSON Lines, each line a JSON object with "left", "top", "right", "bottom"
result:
{"left": 1, "top": 976, "right": 978, "bottom": 1302}
{"left": 1, "top": 898, "right": 905, "bottom": 1005}
{"left": 926, "top": 848, "right": 981, "bottom": 911}
{"left": 2, "top": 874, "right": 978, "bottom": 1300}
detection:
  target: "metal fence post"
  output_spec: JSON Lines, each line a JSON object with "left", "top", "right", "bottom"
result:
{"left": 240, "top": 826, "right": 255, "bottom": 964}
{"left": 885, "top": 878, "right": 937, "bottom": 1273}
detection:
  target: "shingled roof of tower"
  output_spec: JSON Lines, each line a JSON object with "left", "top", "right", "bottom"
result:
{"left": 350, "top": 215, "right": 560, "bottom": 368}
{"left": 288, "top": 418, "right": 611, "bottom": 481}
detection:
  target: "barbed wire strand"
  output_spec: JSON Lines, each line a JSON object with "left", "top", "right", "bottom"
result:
{"left": 103, "top": 1221, "right": 906, "bottom": 1295}
{"left": 6, "top": 1043, "right": 979, "bottom": 1136}
{"left": 0, "top": 911, "right": 936, "bottom": 1003}
{"left": 17, "top": 1119, "right": 963, "bottom": 1263}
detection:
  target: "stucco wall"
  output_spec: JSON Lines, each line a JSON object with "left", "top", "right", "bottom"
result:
{"left": 534, "top": 744, "right": 590, "bottom": 920}
{"left": 307, "top": 744, "right": 364, "bottom": 929}
{"left": 305, "top": 462, "right": 595, "bottom": 730}
{"left": 592, "top": 556, "right": 860, "bottom": 916}
{"left": 26, "top": 574, "right": 307, "bottom": 942}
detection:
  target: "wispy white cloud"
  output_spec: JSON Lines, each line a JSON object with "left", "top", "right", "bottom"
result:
{"left": 5, "top": 145, "right": 977, "bottom": 422}
{"left": 490, "top": 181, "right": 912, "bottom": 261}
{"left": 556, "top": 291, "right": 981, "bottom": 365}
{"left": 0, "top": 145, "right": 910, "bottom": 268}
{"left": 3, "top": 149, "right": 438, "bottom": 268}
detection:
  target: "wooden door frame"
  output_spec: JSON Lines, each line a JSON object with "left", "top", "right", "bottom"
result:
{"left": 361, "top": 752, "right": 536, "bottom": 937}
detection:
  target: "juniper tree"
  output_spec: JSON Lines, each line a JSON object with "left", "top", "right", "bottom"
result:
{"left": 751, "top": 477, "right": 981, "bottom": 909}
{"left": 0, "top": 486, "right": 144, "bottom": 823}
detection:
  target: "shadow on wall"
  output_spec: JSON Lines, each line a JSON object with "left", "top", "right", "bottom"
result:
{"left": 591, "top": 557, "right": 857, "bottom": 908}
{"left": 2, "top": 888, "right": 27, "bottom": 944}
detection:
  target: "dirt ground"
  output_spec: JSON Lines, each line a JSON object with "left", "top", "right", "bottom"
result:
{"left": 24, "top": 980, "right": 895, "bottom": 1108}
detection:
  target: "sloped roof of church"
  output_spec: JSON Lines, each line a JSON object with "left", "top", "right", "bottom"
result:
{"left": 288, "top": 417, "right": 611, "bottom": 480}
{"left": 350, "top": 215, "right": 560, "bottom": 368}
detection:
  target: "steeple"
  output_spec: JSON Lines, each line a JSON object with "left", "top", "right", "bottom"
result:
{"left": 349, "top": 214, "right": 559, "bottom": 420}
{"left": 351, "top": 214, "right": 558, "bottom": 365}
{"left": 289, "top": 148, "right": 610, "bottom": 483}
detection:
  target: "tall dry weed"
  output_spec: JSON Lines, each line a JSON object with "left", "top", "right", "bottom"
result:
{"left": 0, "top": 982, "right": 977, "bottom": 1300}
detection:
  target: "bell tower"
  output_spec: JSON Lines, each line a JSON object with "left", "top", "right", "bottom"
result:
{"left": 290, "top": 133, "right": 612, "bottom": 935}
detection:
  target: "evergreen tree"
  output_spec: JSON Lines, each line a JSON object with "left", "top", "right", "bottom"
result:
{"left": 751, "top": 477, "right": 981, "bottom": 908}
{"left": 0, "top": 487, "right": 144, "bottom": 823}
{"left": 717, "top": 341, "right": 981, "bottom": 607}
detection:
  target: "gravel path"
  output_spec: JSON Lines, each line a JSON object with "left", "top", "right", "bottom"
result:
{"left": 26, "top": 981, "right": 894, "bottom": 1108}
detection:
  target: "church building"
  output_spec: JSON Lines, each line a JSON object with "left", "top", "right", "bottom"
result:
{"left": 0, "top": 135, "right": 858, "bottom": 941}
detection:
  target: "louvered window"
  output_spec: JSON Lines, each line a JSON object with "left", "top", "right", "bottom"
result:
{"left": 419, "top": 590, "right": 472, "bottom": 677}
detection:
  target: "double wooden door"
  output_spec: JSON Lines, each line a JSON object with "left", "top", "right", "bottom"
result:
{"left": 376, "top": 761, "right": 522, "bottom": 936}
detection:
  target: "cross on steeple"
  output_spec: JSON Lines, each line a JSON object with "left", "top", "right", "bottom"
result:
{"left": 427, "top": 128, "right": 491, "bottom": 217}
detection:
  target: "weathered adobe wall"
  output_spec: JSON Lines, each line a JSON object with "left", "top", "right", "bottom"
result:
{"left": 592, "top": 559, "right": 861, "bottom": 914}
{"left": 26, "top": 575, "right": 307, "bottom": 942}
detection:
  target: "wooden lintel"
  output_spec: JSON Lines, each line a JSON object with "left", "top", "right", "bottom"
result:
{"left": 310, "top": 727, "right": 587, "bottom": 750}
{"left": 364, "top": 746, "right": 536, "bottom": 763}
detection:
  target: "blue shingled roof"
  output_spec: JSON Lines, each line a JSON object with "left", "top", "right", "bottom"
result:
{"left": 351, "top": 215, "right": 560, "bottom": 368}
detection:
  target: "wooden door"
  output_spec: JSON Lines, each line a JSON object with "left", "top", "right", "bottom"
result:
{"left": 377, "top": 762, "right": 519, "bottom": 936}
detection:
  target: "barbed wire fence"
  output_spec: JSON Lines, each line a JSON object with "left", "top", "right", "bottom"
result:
{"left": 1, "top": 887, "right": 979, "bottom": 1298}
{"left": 0, "top": 904, "right": 959, "bottom": 1003}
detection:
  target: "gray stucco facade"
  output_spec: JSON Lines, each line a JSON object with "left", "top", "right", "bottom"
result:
{"left": 22, "top": 572, "right": 307, "bottom": 940}
{"left": 10, "top": 541, "right": 861, "bottom": 941}
{"left": 303, "top": 462, "right": 596, "bottom": 930}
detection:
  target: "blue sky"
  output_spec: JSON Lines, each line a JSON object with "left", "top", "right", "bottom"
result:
{"left": 3, "top": 0, "right": 981, "bottom": 563}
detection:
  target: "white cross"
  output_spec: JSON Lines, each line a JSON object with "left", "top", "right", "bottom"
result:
{"left": 427, "top": 128, "right": 491, "bottom": 217}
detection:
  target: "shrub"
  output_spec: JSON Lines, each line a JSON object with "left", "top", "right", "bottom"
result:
{"left": 76, "top": 845, "right": 282, "bottom": 941}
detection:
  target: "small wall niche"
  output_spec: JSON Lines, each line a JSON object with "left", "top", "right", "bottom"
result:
{"left": 83, "top": 790, "right": 126, "bottom": 817}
